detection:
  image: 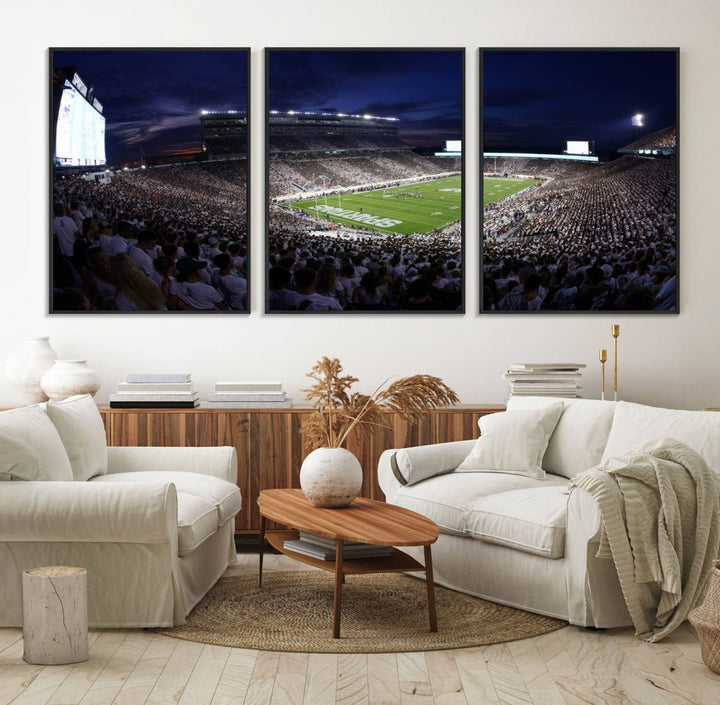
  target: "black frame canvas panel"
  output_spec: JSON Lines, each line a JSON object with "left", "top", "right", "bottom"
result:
{"left": 50, "top": 48, "right": 250, "bottom": 313}
{"left": 266, "top": 48, "right": 465, "bottom": 314}
{"left": 481, "top": 48, "right": 679, "bottom": 313}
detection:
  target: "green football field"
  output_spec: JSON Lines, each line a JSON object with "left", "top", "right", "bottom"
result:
{"left": 286, "top": 175, "right": 461, "bottom": 236}
{"left": 483, "top": 177, "right": 535, "bottom": 207}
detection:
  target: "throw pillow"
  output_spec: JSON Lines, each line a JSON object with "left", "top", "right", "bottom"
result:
{"left": 456, "top": 404, "right": 564, "bottom": 479}
{"left": 45, "top": 394, "right": 108, "bottom": 481}
{"left": 0, "top": 405, "right": 73, "bottom": 481}
{"left": 508, "top": 396, "right": 616, "bottom": 478}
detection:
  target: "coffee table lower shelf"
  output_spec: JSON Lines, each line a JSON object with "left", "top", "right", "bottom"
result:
{"left": 260, "top": 529, "right": 437, "bottom": 638}
{"left": 265, "top": 530, "right": 425, "bottom": 574}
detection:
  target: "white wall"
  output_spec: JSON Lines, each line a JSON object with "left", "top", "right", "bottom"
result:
{"left": 1, "top": 0, "right": 718, "bottom": 409}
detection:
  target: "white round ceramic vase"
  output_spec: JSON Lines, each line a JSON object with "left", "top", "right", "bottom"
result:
{"left": 4, "top": 337, "right": 58, "bottom": 402}
{"left": 40, "top": 360, "right": 101, "bottom": 402}
{"left": 299, "top": 447, "right": 363, "bottom": 508}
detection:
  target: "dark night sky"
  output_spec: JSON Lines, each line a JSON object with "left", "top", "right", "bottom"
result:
{"left": 53, "top": 50, "right": 248, "bottom": 166}
{"left": 268, "top": 50, "right": 463, "bottom": 148}
{"left": 483, "top": 50, "right": 677, "bottom": 155}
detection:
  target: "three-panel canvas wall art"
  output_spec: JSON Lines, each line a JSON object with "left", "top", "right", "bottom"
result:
{"left": 50, "top": 47, "right": 678, "bottom": 314}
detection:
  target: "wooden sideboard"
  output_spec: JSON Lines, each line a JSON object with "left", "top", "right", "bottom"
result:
{"left": 99, "top": 405, "right": 504, "bottom": 533}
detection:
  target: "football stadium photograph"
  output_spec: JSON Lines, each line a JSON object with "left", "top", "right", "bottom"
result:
{"left": 266, "top": 48, "right": 464, "bottom": 313}
{"left": 51, "top": 48, "right": 249, "bottom": 313}
{"left": 481, "top": 49, "right": 678, "bottom": 313}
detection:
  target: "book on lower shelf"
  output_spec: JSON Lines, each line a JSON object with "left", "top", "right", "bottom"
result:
{"left": 282, "top": 534, "right": 393, "bottom": 561}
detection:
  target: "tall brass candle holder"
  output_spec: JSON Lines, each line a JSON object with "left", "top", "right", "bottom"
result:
{"left": 611, "top": 324, "right": 620, "bottom": 401}
{"left": 599, "top": 349, "right": 607, "bottom": 401}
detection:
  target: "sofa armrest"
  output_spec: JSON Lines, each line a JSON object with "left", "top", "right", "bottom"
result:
{"left": 567, "top": 486, "right": 602, "bottom": 543}
{"left": 0, "top": 481, "right": 177, "bottom": 545}
{"left": 378, "top": 440, "right": 475, "bottom": 500}
{"left": 106, "top": 446, "right": 237, "bottom": 483}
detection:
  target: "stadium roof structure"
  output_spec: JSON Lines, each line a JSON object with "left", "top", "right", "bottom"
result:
{"left": 200, "top": 110, "right": 248, "bottom": 159}
{"left": 619, "top": 126, "right": 676, "bottom": 156}
{"left": 483, "top": 151, "right": 599, "bottom": 163}
{"left": 269, "top": 111, "right": 400, "bottom": 138}
{"left": 269, "top": 110, "right": 398, "bottom": 122}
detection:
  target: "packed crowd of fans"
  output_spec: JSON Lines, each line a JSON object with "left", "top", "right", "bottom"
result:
{"left": 482, "top": 154, "right": 677, "bottom": 311}
{"left": 619, "top": 126, "right": 677, "bottom": 153}
{"left": 269, "top": 150, "right": 458, "bottom": 200}
{"left": 52, "top": 160, "right": 248, "bottom": 311}
{"left": 268, "top": 206, "right": 462, "bottom": 311}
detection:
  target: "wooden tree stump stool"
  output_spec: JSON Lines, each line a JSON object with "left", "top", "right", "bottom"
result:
{"left": 22, "top": 566, "right": 88, "bottom": 665}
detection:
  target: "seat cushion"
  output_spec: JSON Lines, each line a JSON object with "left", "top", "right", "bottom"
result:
{"left": 91, "top": 471, "right": 241, "bottom": 525}
{"left": 45, "top": 394, "right": 108, "bottom": 481}
{"left": 393, "top": 471, "right": 568, "bottom": 536}
{"left": 0, "top": 405, "right": 73, "bottom": 481}
{"left": 507, "top": 396, "right": 616, "bottom": 478}
{"left": 466, "top": 485, "right": 570, "bottom": 558}
{"left": 176, "top": 492, "right": 219, "bottom": 556}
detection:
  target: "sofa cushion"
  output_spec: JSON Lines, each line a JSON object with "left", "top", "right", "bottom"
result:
{"left": 45, "top": 394, "right": 108, "bottom": 481}
{"left": 508, "top": 396, "right": 616, "bottom": 478}
{"left": 393, "top": 471, "right": 568, "bottom": 536}
{"left": 0, "top": 405, "right": 73, "bottom": 481}
{"left": 465, "top": 486, "right": 570, "bottom": 558}
{"left": 456, "top": 404, "right": 563, "bottom": 479}
{"left": 601, "top": 402, "right": 720, "bottom": 476}
{"left": 176, "top": 492, "right": 219, "bottom": 556}
{"left": 91, "top": 471, "right": 241, "bottom": 525}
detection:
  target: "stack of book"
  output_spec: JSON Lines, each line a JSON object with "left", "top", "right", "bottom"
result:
{"left": 200, "top": 381, "right": 292, "bottom": 408}
{"left": 283, "top": 531, "right": 393, "bottom": 561}
{"left": 109, "top": 373, "right": 199, "bottom": 408}
{"left": 502, "top": 363, "right": 586, "bottom": 399}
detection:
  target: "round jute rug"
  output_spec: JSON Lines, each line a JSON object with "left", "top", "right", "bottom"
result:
{"left": 155, "top": 571, "right": 566, "bottom": 653}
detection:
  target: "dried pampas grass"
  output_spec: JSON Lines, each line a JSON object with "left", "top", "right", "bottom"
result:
{"left": 302, "top": 356, "right": 459, "bottom": 450}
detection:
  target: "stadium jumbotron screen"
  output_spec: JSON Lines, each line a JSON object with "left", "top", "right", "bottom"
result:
{"left": 266, "top": 48, "right": 464, "bottom": 314}
{"left": 55, "top": 80, "right": 106, "bottom": 167}
{"left": 481, "top": 48, "right": 678, "bottom": 314}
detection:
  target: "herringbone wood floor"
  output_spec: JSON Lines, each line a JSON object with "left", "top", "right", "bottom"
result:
{"left": 1, "top": 553, "right": 718, "bottom": 705}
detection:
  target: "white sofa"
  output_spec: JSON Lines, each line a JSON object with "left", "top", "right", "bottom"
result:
{"left": 378, "top": 397, "right": 720, "bottom": 628}
{"left": 0, "top": 395, "right": 241, "bottom": 628}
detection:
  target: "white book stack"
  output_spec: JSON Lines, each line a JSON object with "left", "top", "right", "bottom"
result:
{"left": 282, "top": 531, "right": 393, "bottom": 561}
{"left": 109, "top": 373, "right": 199, "bottom": 408}
{"left": 200, "top": 381, "right": 292, "bottom": 408}
{"left": 502, "top": 363, "right": 586, "bottom": 400}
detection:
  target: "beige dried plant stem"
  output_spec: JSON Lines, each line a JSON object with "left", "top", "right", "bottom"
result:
{"left": 301, "top": 357, "right": 459, "bottom": 450}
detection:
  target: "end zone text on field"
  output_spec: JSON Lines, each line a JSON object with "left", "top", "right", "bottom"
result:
{"left": 285, "top": 174, "right": 462, "bottom": 236}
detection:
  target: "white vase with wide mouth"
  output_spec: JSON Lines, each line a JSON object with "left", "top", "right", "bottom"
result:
{"left": 40, "top": 360, "right": 101, "bottom": 402}
{"left": 4, "top": 337, "right": 58, "bottom": 403}
{"left": 299, "top": 447, "right": 363, "bottom": 508}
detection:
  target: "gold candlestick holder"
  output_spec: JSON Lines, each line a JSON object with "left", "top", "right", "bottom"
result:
{"left": 611, "top": 324, "right": 620, "bottom": 401}
{"left": 599, "top": 349, "right": 607, "bottom": 401}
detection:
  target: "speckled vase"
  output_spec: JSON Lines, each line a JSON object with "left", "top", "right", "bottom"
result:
{"left": 4, "top": 337, "right": 58, "bottom": 402}
{"left": 299, "top": 447, "right": 363, "bottom": 508}
{"left": 40, "top": 360, "right": 101, "bottom": 402}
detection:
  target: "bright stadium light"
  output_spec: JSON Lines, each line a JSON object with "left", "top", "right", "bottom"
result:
{"left": 632, "top": 113, "right": 644, "bottom": 127}
{"left": 201, "top": 109, "right": 209, "bottom": 115}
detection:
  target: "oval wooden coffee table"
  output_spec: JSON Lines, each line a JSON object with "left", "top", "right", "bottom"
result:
{"left": 257, "top": 488, "right": 439, "bottom": 639}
